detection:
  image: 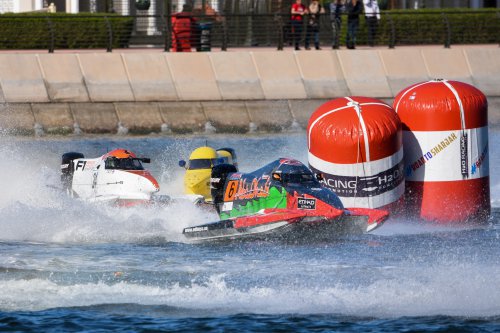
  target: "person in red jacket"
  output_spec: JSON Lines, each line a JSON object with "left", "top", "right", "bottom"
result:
{"left": 290, "top": 0, "right": 307, "bottom": 50}
{"left": 172, "top": 4, "right": 196, "bottom": 52}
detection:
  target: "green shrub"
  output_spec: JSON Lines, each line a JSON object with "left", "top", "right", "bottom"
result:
{"left": 374, "top": 9, "right": 500, "bottom": 46}
{"left": 0, "top": 13, "right": 134, "bottom": 50}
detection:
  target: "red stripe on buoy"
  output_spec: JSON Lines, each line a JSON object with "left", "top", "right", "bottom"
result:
{"left": 404, "top": 177, "right": 490, "bottom": 223}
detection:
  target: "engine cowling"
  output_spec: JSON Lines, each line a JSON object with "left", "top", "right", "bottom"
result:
{"left": 61, "top": 152, "right": 84, "bottom": 193}
{"left": 210, "top": 164, "right": 238, "bottom": 213}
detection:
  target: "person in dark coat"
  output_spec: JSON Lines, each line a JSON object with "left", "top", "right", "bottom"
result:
{"left": 345, "top": 0, "right": 362, "bottom": 49}
{"left": 329, "top": 0, "right": 345, "bottom": 49}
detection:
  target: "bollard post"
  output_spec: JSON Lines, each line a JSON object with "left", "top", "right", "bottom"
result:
{"left": 441, "top": 12, "right": 451, "bottom": 48}
{"left": 386, "top": 12, "right": 395, "bottom": 49}
{"left": 104, "top": 16, "right": 113, "bottom": 52}
{"left": 164, "top": 0, "right": 172, "bottom": 52}
{"left": 221, "top": 16, "right": 228, "bottom": 51}
{"left": 45, "top": 16, "right": 55, "bottom": 53}
{"left": 277, "top": 14, "right": 284, "bottom": 50}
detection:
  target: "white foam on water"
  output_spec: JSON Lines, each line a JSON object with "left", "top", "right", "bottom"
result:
{"left": 0, "top": 263, "right": 499, "bottom": 317}
{"left": 0, "top": 139, "right": 217, "bottom": 244}
{"left": 0, "top": 133, "right": 499, "bottom": 319}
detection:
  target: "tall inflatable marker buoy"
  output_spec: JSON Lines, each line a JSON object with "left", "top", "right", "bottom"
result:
{"left": 393, "top": 79, "right": 490, "bottom": 223}
{"left": 308, "top": 96, "right": 404, "bottom": 210}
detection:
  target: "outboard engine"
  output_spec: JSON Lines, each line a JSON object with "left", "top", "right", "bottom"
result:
{"left": 61, "top": 152, "right": 84, "bottom": 193}
{"left": 217, "top": 147, "right": 238, "bottom": 171}
{"left": 210, "top": 164, "right": 237, "bottom": 213}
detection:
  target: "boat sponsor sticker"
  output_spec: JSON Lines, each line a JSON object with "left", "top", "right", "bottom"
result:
{"left": 298, "top": 197, "right": 316, "bottom": 210}
{"left": 460, "top": 133, "right": 468, "bottom": 178}
{"left": 75, "top": 160, "right": 87, "bottom": 171}
{"left": 184, "top": 226, "right": 209, "bottom": 233}
{"left": 403, "top": 127, "right": 489, "bottom": 181}
{"left": 224, "top": 177, "right": 271, "bottom": 201}
{"left": 222, "top": 201, "right": 233, "bottom": 211}
{"left": 311, "top": 160, "right": 404, "bottom": 198}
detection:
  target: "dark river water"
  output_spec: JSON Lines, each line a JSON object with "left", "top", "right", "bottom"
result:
{"left": 0, "top": 132, "right": 499, "bottom": 332}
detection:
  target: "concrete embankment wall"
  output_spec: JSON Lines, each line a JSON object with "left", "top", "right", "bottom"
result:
{"left": 0, "top": 46, "right": 499, "bottom": 135}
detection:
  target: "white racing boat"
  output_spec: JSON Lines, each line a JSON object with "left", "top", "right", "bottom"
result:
{"left": 60, "top": 149, "right": 171, "bottom": 207}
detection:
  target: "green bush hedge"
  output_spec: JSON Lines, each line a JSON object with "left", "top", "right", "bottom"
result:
{"left": 375, "top": 9, "right": 500, "bottom": 46}
{"left": 0, "top": 13, "right": 134, "bottom": 50}
{"left": 217, "top": 9, "right": 500, "bottom": 49}
{"left": 324, "top": 9, "right": 499, "bottom": 47}
{"left": 0, "top": 10, "right": 498, "bottom": 50}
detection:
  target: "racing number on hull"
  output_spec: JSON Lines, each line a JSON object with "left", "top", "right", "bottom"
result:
{"left": 224, "top": 180, "right": 239, "bottom": 201}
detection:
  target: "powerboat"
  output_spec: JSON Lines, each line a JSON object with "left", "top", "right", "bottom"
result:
{"left": 60, "top": 149, "right": 170, "bottom": 206}
{"left": 179, "top": 146, "right": 238, "bottom": 203}
{"left": 183, "top": 158, "right": 389, "bottom": 242}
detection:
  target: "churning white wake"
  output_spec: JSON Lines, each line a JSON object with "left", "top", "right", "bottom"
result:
{"left": 0, "top": 137, "right": 216, "bottom": 244}
{"left": 1, "top": 263, "right": 499, "bottom": 317}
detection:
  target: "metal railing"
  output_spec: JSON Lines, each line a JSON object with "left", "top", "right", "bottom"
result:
{"left": 0, "top": 11, "right": 498, "bottom": 52}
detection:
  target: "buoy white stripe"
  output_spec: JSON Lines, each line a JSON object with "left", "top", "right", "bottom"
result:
{"left": 403, "top": 127, "right": 489, "bottom": 181}
{"left": 393, "top": 81, "right": 430, "bottom": 112}
{"left": 341, "top": 181, "right": 405, "bottom": 208}
{"left": 442, "top": 80, "right": 466, "bottom": 131}
{"left": 308, "top": 147, "right": 404, "bottom": 177}
{"left": 346, "top": 97, "right": 371, "bottom": 162}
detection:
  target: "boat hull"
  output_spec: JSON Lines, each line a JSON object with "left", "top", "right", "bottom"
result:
{"left": 183, "top": 214, "right": 371, "bottom": 243}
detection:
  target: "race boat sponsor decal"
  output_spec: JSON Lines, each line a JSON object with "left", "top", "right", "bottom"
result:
{"left": 405, "top": 132, "right": 457, "bottom": 177}
{"left": 460, "top": 133, "right": 468, "bottom": 178}
{"left": 220, "top": 186, "right": 288, "bottom": 219}
{"left": 471, "top": 143, "right": 488, "bottom": 175}
{"left": 75, "top": 160, "right": 87, "bottom": 171}
{"left": 74, "top": 160, "right": 98, "bottom": 172}
{"left": 183, "top": 220, "right": 234, "bottom": 235}
{"left": 279, "top": 158, "right": 302, "bottom": 166}
{"left": 184, "top": 226, "right": 209, "bottom": 233}
{"left": 210, "top": 177, "right": 221, "bottom": 189}
{"left": 222, "top": 201, "right": 233, "bottom": 211}
{"left": 298, "top": 197, "right": 316, "bottom": 210}
{"left": 224, "top": 177, "right": 271, "bottom": 201}
{"left": 312, "top": 161, "right": 404, "bottom": 197}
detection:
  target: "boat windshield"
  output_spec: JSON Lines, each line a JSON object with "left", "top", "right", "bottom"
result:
{"left": 282, "top": 172, "right": 317, "bottom": 184}
{"left": 188, "top": 158, "right": 217, "bottom": 170}
{"left": 105, "top": 157, "right": 144, "bottom": 170}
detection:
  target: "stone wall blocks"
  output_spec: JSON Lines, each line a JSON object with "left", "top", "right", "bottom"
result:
{"left": 0, "top": 103, "right": 35, "bottom": 135}
{"left": 32, "top": 103, "right": 74, "bottom": 135}
{"left": 158, "top": 101, "right": 207, "bottom": 134}
{"left": 114, "top": 102, "right": 163, "bottom": 134}
{"left": 201, "top": 101, "right": 250, "bottom": 133}
{"left": 70, "top": 103, "right": 119, "bottom": 134}
{"left": 245, "top": 100, "right": 293, "bottom": 132}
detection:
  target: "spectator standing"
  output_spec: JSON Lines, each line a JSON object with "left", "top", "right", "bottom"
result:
{"left": 171, "top": 4, "right": 196, "bottom": 52}
{"left": 305, "top": 0, "right": 325, "bottom": 50}
{"left": 363, "top": 0, "right": 380, "bottom": 46}
{"left": 291, "top": 0, "right": 307, "bottom": 50}
{"left": 329, "top": 0, "right": 345, "bottom": 49}
{"left": 345, "top": 0, "right": 362, "bottom": 49}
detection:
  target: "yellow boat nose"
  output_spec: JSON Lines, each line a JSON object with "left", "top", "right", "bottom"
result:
{"left": 184, "top": 169, "right": 212, "bottom": 199}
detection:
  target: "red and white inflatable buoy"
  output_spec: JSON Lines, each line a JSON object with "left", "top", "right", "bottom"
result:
{"left": 307, "top": 96, "right": 404, "bottom": 209}
{"left": 393, "top": 79, "right": 490, "bottom": 223}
